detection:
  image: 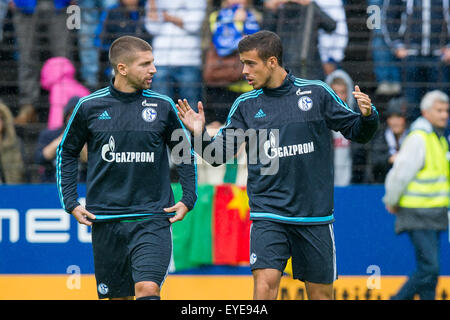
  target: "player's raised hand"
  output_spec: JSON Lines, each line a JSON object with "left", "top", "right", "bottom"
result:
{"left": 71, "top": 205, "right": 96, "bottom": 226}
{"left": 353, "top": 85, "right": 373, "bottom": 117}
{"left": 176, "top": 99, "right": 205, "bottom": 137}
{"left": 164, "top": 201, "right": 189, "bottom": 223}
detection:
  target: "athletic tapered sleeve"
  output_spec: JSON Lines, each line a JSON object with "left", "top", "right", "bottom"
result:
{"left": 195, "top": 99, "right": 247, "bottom": 167}
{"left": 165, "top": 106, "right": 198, "bottom": 211}
{"left": 321, "top": 85, "right": 379, "bottom": 144}
{"left": 56, "top": 102, "right": 88, "bottom": 213}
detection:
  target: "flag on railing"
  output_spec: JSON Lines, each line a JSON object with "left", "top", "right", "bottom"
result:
{"left": 170, "top": 183, "right": 251, "bottom": 272}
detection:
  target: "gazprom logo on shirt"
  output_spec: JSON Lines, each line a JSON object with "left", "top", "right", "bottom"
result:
{"left": 101, "top": 136, "right": 154, "bottom": 163}
{"left": 264, "top": 131, "right": 315, "bottom": 159}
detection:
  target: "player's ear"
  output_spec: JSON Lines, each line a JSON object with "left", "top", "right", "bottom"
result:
{"left": 267, "top": 56, "right": 278, "bottom": 69}
{"left": 117, "top": 63, "right": 127, "bottom": 76}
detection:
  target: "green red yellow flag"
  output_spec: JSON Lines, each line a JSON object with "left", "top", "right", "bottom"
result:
{"left": 170, "top": 183, "right": 252, "bottom": 272}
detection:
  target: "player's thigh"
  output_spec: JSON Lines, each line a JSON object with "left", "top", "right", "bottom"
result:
{"left": 127, "top": 218, "right": 172, "bottom": 288}
{"left": 91, "top": 222, "right": 134, "bottom": 299}
{"left": 288, "top": 223, "right": 337, "bottom": 285}
{"left": 250, "top": 220, "right": 291, "bottom": 273}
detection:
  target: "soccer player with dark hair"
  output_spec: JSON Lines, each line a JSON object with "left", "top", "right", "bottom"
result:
{"left": 56, "top": 35, "right": 197, "bottom": 300}
{"left": 176, "top": 30, "right": 378, "bottom": 300}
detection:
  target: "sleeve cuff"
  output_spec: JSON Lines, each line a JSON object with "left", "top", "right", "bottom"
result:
{"left": 362, "top": 105, "right": 379, "bottom": 119}
{"left": 180, "top": 197, "right": 195, "bottom": 211}
{"left": 65, "top": 201, "right": 80, "bottom": 214}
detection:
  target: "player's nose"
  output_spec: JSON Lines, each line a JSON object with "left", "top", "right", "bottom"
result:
{"left": 242, "top": 64, "right": 249, "bottom": 76}
{"left": 149, "top": 64, "right": 157, "bottom": 74}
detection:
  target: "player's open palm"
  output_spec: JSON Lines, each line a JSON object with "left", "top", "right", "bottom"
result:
{"left": 176, "top": 99, "right": 205, "bottom": 136}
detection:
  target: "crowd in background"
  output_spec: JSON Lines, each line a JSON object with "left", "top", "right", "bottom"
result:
{"left": 0, "top": 0, "right": 448, "bottom": 185}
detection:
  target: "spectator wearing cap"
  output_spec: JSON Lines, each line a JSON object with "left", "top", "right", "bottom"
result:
{"left": 370, "top": 97, "right": 409, "bottom": 183}
{"left": 34, "top": 97, "right": 87, "bottom": 183}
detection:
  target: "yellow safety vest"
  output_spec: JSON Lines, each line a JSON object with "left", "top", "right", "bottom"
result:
{"left": 399, "top": 130, "right": 449, "bottom": 208}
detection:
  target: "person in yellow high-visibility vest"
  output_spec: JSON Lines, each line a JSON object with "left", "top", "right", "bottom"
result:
{"left": 383, "top": 90, "right": 449, "bottom": 300}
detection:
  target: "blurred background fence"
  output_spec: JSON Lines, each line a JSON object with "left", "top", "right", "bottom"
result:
{"left": 0, "top": 0, "right": 448, "bottom": 184}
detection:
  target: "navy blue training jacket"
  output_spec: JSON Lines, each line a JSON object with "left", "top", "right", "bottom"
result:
{"left": 198, "top": 72, "right": 379, "bottom": 225}
{"left": 56, "top": 81, "right": 197, "bottom": 222}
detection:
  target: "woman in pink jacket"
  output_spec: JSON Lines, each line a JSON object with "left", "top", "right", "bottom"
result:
{"left": 40, "top": 57, "right": 90, "bottom": 130}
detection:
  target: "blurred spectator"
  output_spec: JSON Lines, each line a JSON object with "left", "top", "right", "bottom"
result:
{"left": 0, "top": 100, "right": 24, "bottom": 183}
{"left": 263, "top": 0, "right": 336, "bottom": 80}
{"left": 210, "top": 0, "right": 260, "bottom": 57}
{"left": 446, "top": 116, "right": 450, "bottom": 147}
{"left": 315, "top": 0, "right": 348, "bottom": 75}
{"left": 204, "top": 0, "right": 260, "bottom": 124}
{"left": 40, "top": 57, "right": 90, "bottom": 130}
{"left": 370, "top": 97, "right": 408, "bottom": 183}
{"left": 383, "top": 90, "right": 449, "bottom": 300}
{"left": 0, "top": 0, "right": 8, "bottom": 42}
{"left": 78, "top": 0, "right": 118, "bottom": 89}
{"left": 326, "top": 69, "right": 355, "bottom": 186}
{"left": 351, "top": 141, "right": 371, "bottom": 183}
{"left": 383, "top": 0, "right": 450, "bottom": 122}
{"left": 144, "top": 0, "right": 206, "bottom": 105}
{"left": 96, "top": 0, "right": 152, "bottom": 82}
{"left": 34, "top": 96, "right": 87, "bottom": 183}
{"left": 370, "top": 0, "right": 401, "bottom": 96}
{"left": 11, "top": 0, "right": 73, "bottom": 125}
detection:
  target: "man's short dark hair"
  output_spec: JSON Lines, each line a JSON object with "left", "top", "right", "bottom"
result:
{"left": 238, "top": 30, "right": 283, "bottom": 66}
{"left": 109, "top": 36, "right": 153, "bottom": 72}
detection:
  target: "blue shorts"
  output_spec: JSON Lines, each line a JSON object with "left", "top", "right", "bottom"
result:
{"left": 91, "top": 217, "right": 172, "bottom": 299}
{"left": 249, "top": 220, "right": 337, "bottom": 284}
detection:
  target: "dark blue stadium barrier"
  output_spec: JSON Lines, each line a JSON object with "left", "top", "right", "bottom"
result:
{"left": 334, "top": 185, "right": 449, "bottom": 276}
{"left": 0, "top": 184, "right": 449, "bottom": 276}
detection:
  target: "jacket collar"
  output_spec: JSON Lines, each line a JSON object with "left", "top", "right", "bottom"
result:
{"left": 262, "top": 70, "right": 294, "bottom": 97}
{"left": 109, "top": 78, "right": 143, "bottom": 103}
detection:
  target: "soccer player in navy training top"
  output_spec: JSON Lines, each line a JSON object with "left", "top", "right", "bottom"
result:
{"left": 176, "top": 31, "right": 378, "bottom": 300}
{"left": 56, "top": 36, "right": 197, "bottom": 300}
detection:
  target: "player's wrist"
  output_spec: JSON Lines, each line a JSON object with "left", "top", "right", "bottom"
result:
{"left": 362, "top": 105, "right": 376, "bottom": 118}
{"left": 67, "top": 202, "right": 81, "bottom": 215}
{"left": 193, "top": 125, "right": 206, "bottom": 137}
{"left": 179, "top": 199, "right": 193, "bottom": 211}
{"left": 363, "top": 109, "right": 372, "bottom": 117}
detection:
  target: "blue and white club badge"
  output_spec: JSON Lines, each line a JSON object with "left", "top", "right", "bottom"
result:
{"left": 142, "top": 107, "right": 157, "bottom": 122}
{"left": 298, "top": 96, "right": 313, "bottom": 111}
